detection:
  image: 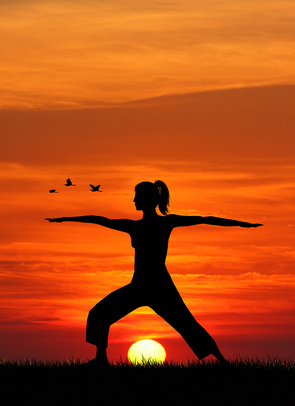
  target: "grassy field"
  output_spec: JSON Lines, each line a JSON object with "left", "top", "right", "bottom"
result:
{"left": 0, "top": 358, "right": 294, "bottom": 405}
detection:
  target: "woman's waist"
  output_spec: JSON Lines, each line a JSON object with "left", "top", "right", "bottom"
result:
{"left": 134, "top": 259, "right": 166, "bottom": 270}
{"left": 131, "top": 267, "right": 176, "bottom": 290}
{"left": 135, "top": 252, "right": 168, "bottom": 265}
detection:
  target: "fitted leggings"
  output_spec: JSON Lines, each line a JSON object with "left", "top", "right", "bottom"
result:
{"left": 86, "top": 275, "right": 219, "bottom": 360}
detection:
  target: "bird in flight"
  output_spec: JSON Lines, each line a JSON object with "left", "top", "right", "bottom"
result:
{"left": 49, "top": 189, "right": 58, "bottom": 193}
{"left": 90, "top": 184, "right": 102, "bottom": 192}
{"left": 65, "top": 178, "right": 76, "bottom": 186}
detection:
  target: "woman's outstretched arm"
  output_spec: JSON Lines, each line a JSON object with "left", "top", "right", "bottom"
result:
{"left": 45, "top": 216, "right": 134, "bottom": 233}
{"left": 169, "top": 214, "right": 262, "bottom": 228}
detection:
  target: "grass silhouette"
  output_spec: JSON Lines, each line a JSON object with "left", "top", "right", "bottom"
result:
{"left": 1, "top": 357, "right": 294, "bottom": 405}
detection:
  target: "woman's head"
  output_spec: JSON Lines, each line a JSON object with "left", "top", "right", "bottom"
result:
{"left": 134, "top": 180, "right": 170, "bottom": 215}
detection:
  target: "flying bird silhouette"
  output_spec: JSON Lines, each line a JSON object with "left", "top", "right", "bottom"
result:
{"left": 90, "top": 184, "right": 102, "bottom": 192}
{"left": 65, "top": 178, "right": 76, "bottom": 187}
{"left": 49, "top": 189, "right": 58, "bottom": 193}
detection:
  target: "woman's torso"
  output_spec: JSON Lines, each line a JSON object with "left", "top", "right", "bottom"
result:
{"left": 129, "top": 215, "right": 173, "bottom": 281}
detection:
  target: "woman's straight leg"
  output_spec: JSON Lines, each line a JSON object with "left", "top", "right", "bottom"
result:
{"left": 150, "top": 285, "right": 223, "bottom": 361}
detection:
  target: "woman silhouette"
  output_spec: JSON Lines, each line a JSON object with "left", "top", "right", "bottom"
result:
{"left": 46, "top": 180, "right": 262, "bottom": 366}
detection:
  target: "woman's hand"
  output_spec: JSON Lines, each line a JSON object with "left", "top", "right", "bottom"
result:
{"left": 243, "top": 223, "right": 263, "bottom": 228}
{"left": 45, "top": 218, "right": 64, "bottom": 223}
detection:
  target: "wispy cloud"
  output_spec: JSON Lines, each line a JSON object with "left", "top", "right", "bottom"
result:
{"left": 1, "top": 1, "right": 294, "bottom": 108}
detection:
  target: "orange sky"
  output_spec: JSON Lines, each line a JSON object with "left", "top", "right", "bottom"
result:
{"left": 1, "top": 0, "right": 295, "bottom": 363}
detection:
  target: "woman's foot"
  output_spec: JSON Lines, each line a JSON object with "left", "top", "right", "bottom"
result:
{"left": 214, "top": 351, "right": 230, "bottom": 366}
{"left": 84, "top": 356, "right": 110, "bottom": 368}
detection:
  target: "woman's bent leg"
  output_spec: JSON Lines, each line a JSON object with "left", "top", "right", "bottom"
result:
{"left": 86, "top": 283, "right": 141, "bottom": 349}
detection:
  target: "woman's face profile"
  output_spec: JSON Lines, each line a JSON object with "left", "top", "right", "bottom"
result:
{"left": 133, "top": 190, "right": 144, "bottom": 211}
{"left": 133, "top": 188, "right": 156, "bottom": 211}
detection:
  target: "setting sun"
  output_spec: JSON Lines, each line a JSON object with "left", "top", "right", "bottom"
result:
{"left": 128, "top": 340, "right": 166, "bottom": 364}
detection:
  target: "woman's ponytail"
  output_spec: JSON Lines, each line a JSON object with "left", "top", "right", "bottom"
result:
{"left": 154, "top": 180, "right": 170, "bottom": 215}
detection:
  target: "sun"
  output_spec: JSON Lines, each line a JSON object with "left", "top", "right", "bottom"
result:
{"left": 128, "top": 339, "right": 166, "bottom": 364}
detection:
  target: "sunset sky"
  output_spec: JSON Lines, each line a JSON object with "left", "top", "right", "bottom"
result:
{"left": 1, "top": 0, "right": 295, "bottom": 363}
